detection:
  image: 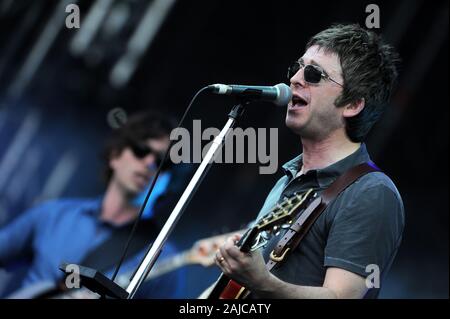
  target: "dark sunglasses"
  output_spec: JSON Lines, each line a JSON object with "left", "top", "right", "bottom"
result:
{"left": 128, "top": 139, "right": 172, "bottom": 170}
{"left": 287, "top": 61, "right": 343, "bottom": 87}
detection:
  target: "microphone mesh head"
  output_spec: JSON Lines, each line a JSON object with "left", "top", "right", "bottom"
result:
{"left": 274, "top": 83, "right": 292, "bottom": 106}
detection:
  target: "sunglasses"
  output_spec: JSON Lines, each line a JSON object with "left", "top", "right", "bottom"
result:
{"left": 287, "top": 60, "right": 343, "bottom": 87}
{"left": 128, "top": 139, "right": 172, "bottom": 170}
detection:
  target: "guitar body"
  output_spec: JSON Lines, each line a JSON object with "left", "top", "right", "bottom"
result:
{"left": 208, "top": 274, "right": 247, "bottom": 299}
{"left": 218, "top": 279, "right": 247, "bottom": 299}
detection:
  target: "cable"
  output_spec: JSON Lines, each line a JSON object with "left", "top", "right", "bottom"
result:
{"left": 110, "top": 86, "right": 210, "bottom": 282}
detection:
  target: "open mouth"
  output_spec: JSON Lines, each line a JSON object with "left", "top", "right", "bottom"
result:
{"left": 291, "top": 95, "right": 308, "bottom": 108}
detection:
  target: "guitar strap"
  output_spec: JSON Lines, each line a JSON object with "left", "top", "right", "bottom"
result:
{"left": 265, "top": 161, "right": 381, "bottom": 272}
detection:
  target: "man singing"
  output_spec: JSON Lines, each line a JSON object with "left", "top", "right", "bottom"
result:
{"left": 212, "top": 24, "right": 405, "bottom": 299}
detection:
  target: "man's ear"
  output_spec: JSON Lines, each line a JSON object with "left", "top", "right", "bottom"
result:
{"left": 108, "top": 149, "right": 121, "bottom": 170}
{"left": 343, "top": 98, "right": 365, "bottom": 118}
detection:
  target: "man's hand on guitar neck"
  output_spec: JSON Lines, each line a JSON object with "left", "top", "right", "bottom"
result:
{"left": 215, "top": 234, "right": 369, "bottom": 299}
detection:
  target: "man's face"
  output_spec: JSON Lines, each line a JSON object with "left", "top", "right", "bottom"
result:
{"left": 109, "top": 136, "right": 170, "bottom": 196}
{"left": 286, "top": 45, "right": 346, "bottom": 140}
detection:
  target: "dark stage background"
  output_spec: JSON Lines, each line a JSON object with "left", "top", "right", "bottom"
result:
{"left": 0, "top": 0, "right": 448, "bottom": 298}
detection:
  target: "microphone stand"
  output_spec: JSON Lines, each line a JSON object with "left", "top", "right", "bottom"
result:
{"left": 59, "top": 101, "right": 247, "bottom": 299}
{"left": 125, "top": 102, "right": 247, "bottom": 298}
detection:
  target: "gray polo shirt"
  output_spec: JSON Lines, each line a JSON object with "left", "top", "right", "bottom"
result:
{"left": 254, "top": 144, "right": 405, "bottom": 298}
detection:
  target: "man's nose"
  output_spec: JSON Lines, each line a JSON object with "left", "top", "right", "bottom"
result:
{"left": 290, "top": 67, "right": 306, "bottom": 88}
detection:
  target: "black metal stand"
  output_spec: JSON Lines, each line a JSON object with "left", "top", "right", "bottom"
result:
{"left": 59, "top": 263, "right": 128, "bottom": 299}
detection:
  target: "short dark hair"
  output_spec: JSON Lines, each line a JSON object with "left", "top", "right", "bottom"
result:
{"left": 102, "top": 110, "right": 176, "bottom": 183}
{"left": 306, "top": 24, "right": 400, "bottom": 142}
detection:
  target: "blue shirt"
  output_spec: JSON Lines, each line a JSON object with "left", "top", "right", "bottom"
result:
{"left": 0, "top": 197, "right": 186, "bottom": 298}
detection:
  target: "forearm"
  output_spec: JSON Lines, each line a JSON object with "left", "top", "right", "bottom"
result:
{"left": 250, "top": 273, "right": 338, "bottom": 299}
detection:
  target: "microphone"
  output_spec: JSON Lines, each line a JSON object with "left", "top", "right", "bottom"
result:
{"left": 208, "top": 83, "right": 292, "bottom": 106}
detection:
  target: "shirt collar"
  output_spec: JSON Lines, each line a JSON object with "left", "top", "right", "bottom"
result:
{"left": 81, "top": 196, "right": 103, "bottom": 217}
{"left": 282, "top": 143, "right": 372, "bottom": 188}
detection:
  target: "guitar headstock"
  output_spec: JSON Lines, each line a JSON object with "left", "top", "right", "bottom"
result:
{"left": 184, "top": 189, "right": 316, "bottom": 264}
{"left": 239, "top": 189, "right": 315, "bottom": 252}
{"left": 256, "top": 189, "right": 314, "bottom": 230}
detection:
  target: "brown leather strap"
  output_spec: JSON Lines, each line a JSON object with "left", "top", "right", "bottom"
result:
{"left": 321, "top": 162, "right": 380, "bottom": 205}
{"left": 266, "top": 162, "right": 380, "bottom": 272}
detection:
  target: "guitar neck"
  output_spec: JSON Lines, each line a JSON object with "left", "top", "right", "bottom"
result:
{"left": 144, "top": 250, "right": 192, "bottom": 280}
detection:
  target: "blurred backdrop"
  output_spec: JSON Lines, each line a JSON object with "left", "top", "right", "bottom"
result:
{"left": 0, "top": 0, "right": 448, "bottom": 298}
